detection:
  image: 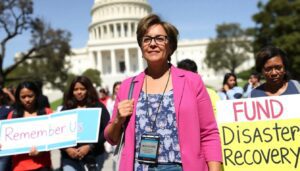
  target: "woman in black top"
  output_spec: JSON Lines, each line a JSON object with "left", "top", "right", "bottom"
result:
{"left": 61, "top": 76, "right": 110, "bottom": 171}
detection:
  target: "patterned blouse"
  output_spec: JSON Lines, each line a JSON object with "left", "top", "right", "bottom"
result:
{"left": 134, "top": 90, "right": 181, "bottom": 171}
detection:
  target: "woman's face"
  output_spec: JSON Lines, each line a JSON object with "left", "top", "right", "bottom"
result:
{"left": 19, "top": 88, "right": 36, "bottom": 110}
{"left": 227, "top": 76, "right": 236, "bottom": 89}
{"left": 114, "top": 84, "right": 120, "bottom": 95}
{"left": 249, "top": 75, "right": 259, "bottom": 85}
{"left": 141, "top": 24, "right": 170, "bottom": 65}
{"left": 263, "top": 56, "right": 286, "bottom": 84}
{"left": 73, "top": 82, "right": 87, "bottom": 101}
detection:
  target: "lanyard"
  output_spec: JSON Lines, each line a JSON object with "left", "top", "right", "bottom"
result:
{"left": 145, "top": 68, "right": 171, "bottom": 132}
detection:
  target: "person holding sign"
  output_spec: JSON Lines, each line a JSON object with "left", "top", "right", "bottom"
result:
{"left": 251, "top": 46, "right": 300, "bottom": 97}
{"left": 60, "top": 76, "right": 110, "bottom": 171}
{"left": 6, "top": 81, "right": 52, "bottom": 171}
{"left": 104, "top": 14, "right": 222, "bottom": 171}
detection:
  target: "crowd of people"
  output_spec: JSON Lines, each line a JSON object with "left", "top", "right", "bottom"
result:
{"left": 0, "top": 13, "right": 299, "bottom": 171}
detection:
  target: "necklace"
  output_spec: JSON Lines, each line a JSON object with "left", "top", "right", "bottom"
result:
{"left": 145, "top": 68, "right": 171, "bottom": 132}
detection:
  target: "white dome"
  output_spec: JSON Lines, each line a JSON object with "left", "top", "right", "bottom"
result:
{"left": 89, "top": 0, "right": 152, "bottom": 42}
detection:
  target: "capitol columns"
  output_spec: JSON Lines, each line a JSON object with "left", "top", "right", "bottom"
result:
{"left": 98, "top": 51, "right": 103, "bottom": 72}
{"left": 97, "top": 27, "right": 101, "bottom": 39}
{"left": 100, "top": 25, "right": 104, "bottom": 39}
{"left": 105, "top": 24, "right": 109, "bottom": 39}
{"left": 110, "top": 49, "right": 116, "bottom": 75}
{"left": 121, "top": 22, "right": 125, "bottom": 38}
{"left": 113, "top": 23, "right": 117, "bottom": 38}
{"left": 134, "top": 22, "right": 138, "bottom": 34}
{"left": 94, "top": 27, "right": 99, "bottom": 39}
{"left": 128, "top": 21, "right": 132, "bottom": 37}
{"left": 124, "top": 48, "right": 130, "bottom": 74}
{"left": 138, "top": 48, "right": 144, "bottom": 70}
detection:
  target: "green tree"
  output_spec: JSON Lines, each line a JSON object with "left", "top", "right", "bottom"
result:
{"left": 82, "top": 68, "right": 101, "bottom": 87}
{"left": 0, "top": 0, "right": 71, "bottom": 89}
{"left": 205, "top": 23, "right": 252, "bottom": 74}
{"left": 252, "top": 0, "right": 300, "bottom": 79}
{"left": 63, "top": 73, "right": 76, "bottom": 92}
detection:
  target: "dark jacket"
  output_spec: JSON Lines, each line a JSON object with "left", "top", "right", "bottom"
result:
{"left": 0, "top": 105, "right": 12, "bottom": 120}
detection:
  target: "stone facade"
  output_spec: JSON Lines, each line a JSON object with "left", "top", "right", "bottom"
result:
{"left": 66, "top": 0, "right": 253, "bottom": 90}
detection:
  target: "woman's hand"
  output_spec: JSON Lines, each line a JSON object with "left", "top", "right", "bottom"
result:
{"left": 77, "top": 145, "right": 90, "bottom": 160}
{"left": 65, "top": 147, "right": 79, "bottom": 159}
{"left": 106, "top": 99, "right": 135, "bottom": 144}
{"left": 208, "top": 161, "right": 222, "bottom": 171}
{"left": 115, "top": 99, "right": 134, "bottom": 125}
{"left": 29, "top": 146, "right": 39, "bottom": 156}
{"left": 223, "top": 84, "right": 229, "bottom": 92}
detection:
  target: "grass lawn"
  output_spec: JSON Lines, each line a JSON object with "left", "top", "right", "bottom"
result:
{"left": 50, "top": 98, "right": 62, "bottom": 111}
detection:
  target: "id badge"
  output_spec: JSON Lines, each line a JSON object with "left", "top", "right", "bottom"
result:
{"left": 137, "top": 133, "right": 160, "bottom": 164}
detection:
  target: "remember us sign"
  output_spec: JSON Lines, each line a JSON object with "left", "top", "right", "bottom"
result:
{"left": 0, "top": 108, "right": 102, "bottom": 156}
{"left": 217, "top": 94, "right": 300, "bottom": 171}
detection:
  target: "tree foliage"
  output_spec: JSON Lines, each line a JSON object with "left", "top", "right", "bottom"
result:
{"left": 0, "top": 0, "right": 72, "bottom": 90}
{"left": 205, "top": 23, "right": 252, "bottom": 74}
{"left": 252, "top": 0, "right": 300, "bottom": 79}
{"left": 60, "top": 69, "right": 101, "bottom": 93}
{"left": 63, "top": 73, "right": 76, "bottom": 92}
{"left": 82, "top": 68, "right": 101, "bottom": 87}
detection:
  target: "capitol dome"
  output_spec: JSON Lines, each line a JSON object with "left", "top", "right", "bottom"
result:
{"left": 66, "top": 0, "right": 248, "bottom": 91}
{"left": 89, "top": 0, "right": 152, "bottom": 43}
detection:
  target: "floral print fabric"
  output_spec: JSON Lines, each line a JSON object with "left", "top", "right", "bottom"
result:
{"left": 134, "top": 90, "right": 181, "bottom": 171}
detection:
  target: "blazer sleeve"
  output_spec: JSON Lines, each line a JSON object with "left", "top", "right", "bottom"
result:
{"left": 97, "top": 102, "right": 110, "bottom": 146}
{"left": 194, "top": 76, "right": 223, "bottom": 162}
{"left": 104, "top": 77, "right": 131, "bottom": 145}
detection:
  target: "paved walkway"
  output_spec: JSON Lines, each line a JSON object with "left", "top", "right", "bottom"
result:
{"left": 51, "top": 150, "right": 114, "bottom": 171}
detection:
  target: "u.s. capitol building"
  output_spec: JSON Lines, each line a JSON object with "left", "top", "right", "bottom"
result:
{"left": 66, "top": 0, "right": 253, "bottom": 90}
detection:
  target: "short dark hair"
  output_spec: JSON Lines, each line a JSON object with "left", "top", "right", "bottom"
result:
{"left": 250, "top": 72, "right": 261, "bottom": 82}
{"left": 177, "top": 59, "right": 198, "bottom": 73}
{"left": 111, "top": 81, "right": 121, "bottom": 100}
{"left": 255, "top": 46, "right": 289, "bottom": 77}
{"left": 136, "top": 14, "right": 179, "bottom": 61}
{"left": 112, "top": 82, "right": 121, "bottom": 94}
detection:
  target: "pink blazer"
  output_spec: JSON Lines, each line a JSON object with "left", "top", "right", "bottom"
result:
{"left": 104, "top": 66, "right": 222, "bottom": 171}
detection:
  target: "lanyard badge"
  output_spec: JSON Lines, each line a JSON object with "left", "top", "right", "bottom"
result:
{"left": 138, "top": 133, "right": 160, "bottom": 164}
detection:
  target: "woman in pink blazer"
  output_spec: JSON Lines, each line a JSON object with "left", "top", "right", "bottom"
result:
{"left": 104, "top": 14, "right": 222, "bottom": 171}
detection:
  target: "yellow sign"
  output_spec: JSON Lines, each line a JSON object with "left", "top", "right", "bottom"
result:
{"left": 217, "top": 95, "right": 300, "bottom": 171}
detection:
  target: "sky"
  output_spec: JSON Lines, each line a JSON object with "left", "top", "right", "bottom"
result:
{"left": 3, "top": 0, "right": 264, "bottom": 67}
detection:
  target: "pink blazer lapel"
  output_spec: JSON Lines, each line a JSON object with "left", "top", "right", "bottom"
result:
{"left": 170, "top": 66, "right": 185, "bottom": 122}
{"left": 131, "top": 72, "right": 145, "bottom": 102}
{"left": 126, "top": 72, "right": 145, "bottom": 135}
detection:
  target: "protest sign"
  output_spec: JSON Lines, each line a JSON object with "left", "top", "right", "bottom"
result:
{"left": 47, "top": 111, "right": 78, "bottom": 150}
{"left": 76, "top": 108, "right": 101, "bottom": 143}
{"left": 0, "top": 112, "right": 77, "bottom": 156}
{"left": 0, "top": 108, "right": 102, "bottom": 156}
{"left": 217, "top": 94, "right": 300, "bottom": 171}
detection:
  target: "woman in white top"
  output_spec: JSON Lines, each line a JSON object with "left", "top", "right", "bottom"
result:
{"left": 218, "top": 73, "right": 243, "bottom": 100}
{"left": 106, "top": 81, "right": 121, "bottom": 116}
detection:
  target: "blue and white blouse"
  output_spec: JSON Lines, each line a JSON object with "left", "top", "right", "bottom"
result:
{"left": 134, "top": 90, "right": 181, "bottom": 171}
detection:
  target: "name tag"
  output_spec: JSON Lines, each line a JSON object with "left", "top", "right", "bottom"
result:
{"left": 138, "top": 133, "right": 160, "bottom": 164}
